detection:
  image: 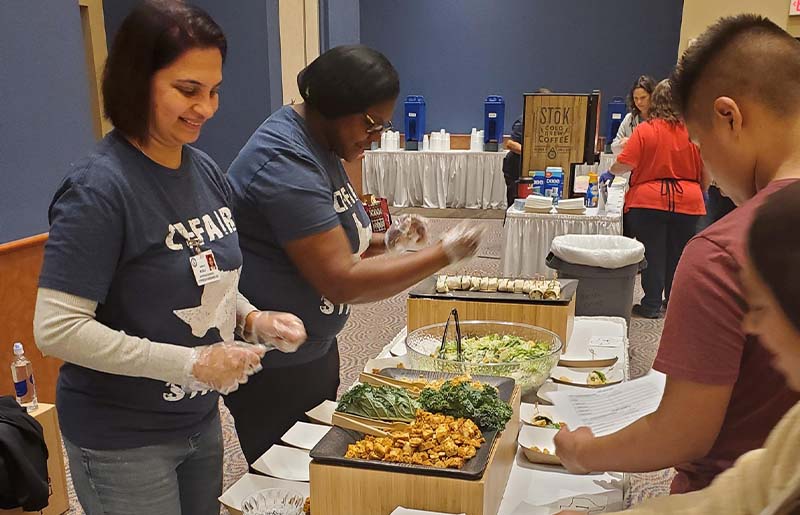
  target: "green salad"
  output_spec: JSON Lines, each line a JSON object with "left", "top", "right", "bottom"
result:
{"left": 437, "top": 334, "right": 553, "bottom": 363}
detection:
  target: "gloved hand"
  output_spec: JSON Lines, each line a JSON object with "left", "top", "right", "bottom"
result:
{"left": 186, "top": 341, "right": 266, "bottom": 395}
{"left": 385, "top": 214, "right": 430, "bottom": 252}
{"left": 440, "top": 222, "right": 485, "bottom": 264}
{"left": 599, "top": 171, "right": 615, "bottom": 185}
{"left": 249, "top": 311, "right": 307, "bottom": 353}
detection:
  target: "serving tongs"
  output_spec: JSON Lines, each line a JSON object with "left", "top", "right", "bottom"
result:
{"left": 358, "top": 372, "right": 428, "bottom": 396}
{"left": 331, "top": 411, "right": 411, "bottom": 437}
{"left": 438, "top": 308, "right": 464, "bottom": 361}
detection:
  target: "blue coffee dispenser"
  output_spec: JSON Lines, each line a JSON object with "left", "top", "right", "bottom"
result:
{"left": 606, "top": 96, "right": 627, "bottom": 148}
{"left": 404, "top": 95, "right": 426, "bottom": 150}
{"left": 483, "top": 95, "right": 505, "bottom": 151}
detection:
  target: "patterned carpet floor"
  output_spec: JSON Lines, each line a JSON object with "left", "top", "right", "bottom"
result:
{"left": 63, "top": 213, "right": 672, "bottom": 514}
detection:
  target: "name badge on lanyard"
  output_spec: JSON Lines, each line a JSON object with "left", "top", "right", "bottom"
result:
{"left": 187, "top": 237, "right": 221, "bottom": 286}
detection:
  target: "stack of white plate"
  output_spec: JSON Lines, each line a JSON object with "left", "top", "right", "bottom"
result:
{"left": 555, "top": 197, "right": 586, "bottom": 214}
{"left": 524, "top": 195, "right": 553, "bottom": 213}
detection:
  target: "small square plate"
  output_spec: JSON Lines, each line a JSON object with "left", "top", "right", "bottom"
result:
{"left": 280, "top": 421, "right": 331, "bottom": 450}
{"left": 305, "top": 399, "right": 337, "bottom": 426}
{"left": 251, "top": 445, "right": 311, "bottom": 482}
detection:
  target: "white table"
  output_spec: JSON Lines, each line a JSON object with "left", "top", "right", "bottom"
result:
{"left": 383, "top": 317, "right": 630, "bottom": 514}
{"left": 500, "top": 187, "right": 626, "bottom": 277}
{"left": 362, "top": 149, "right": 508, "bottom": 209}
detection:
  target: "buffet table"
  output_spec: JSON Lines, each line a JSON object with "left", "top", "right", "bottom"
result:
{"left": 221, "top": 316, "right": 631, "bottom": 515}
{"left": 362, "top": 149, "right": 507, "bottom": 209}
{"left": 500, "top": 186, "right": 626, "bottom": 277}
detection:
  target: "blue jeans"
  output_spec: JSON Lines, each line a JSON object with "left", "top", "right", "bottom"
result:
{"left": 63, "top": 414, "right": 223, "bottom": 515}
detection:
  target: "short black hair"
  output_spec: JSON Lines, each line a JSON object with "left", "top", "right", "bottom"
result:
{"left": 627, "top": 75, "right": 656, "bottom": 118}
{"left": 748, "top": 181, "right": 800, "bottom": 333}
{"left": 671, "top": 14, "right": 800, "bottom": 120}
{"left": 102, "top": 0, "right": 227, "bottom": 141}
{"left": 297, "top": 45, "right": 400, "bottom": 119}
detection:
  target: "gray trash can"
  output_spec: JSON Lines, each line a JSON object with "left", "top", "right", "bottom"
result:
{"left": 546, "top": 235, "right": 647, "bottom": 326}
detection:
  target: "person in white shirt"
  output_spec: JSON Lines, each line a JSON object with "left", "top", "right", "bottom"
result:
{"left": 610, "top": 75, "right": 656, "bottom": 154}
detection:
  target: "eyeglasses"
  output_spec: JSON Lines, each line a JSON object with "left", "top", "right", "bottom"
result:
{"left": 364, "top": 112, "right": 393, "bottom": 134}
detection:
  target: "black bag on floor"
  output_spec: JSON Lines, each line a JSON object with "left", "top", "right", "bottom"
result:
{"left": 0, "top": 396, "right": 49, "bottom": 511}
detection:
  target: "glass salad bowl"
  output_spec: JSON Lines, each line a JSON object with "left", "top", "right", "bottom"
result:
{"left": 405, "top": 320, "right": 563, "bottom": 394}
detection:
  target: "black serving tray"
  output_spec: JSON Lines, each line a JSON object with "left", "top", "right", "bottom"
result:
{"left": 408, "top": 276, "right": 577, "bottom": 304}
{"left": 309, "top": 369, "right": 515, "bottom": 480}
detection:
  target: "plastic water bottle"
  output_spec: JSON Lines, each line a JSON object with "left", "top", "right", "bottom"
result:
{"left": 11, "top": 342, "right": 38, "bottom": 412}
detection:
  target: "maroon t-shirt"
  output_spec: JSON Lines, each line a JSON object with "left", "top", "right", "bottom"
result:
{"left": 654, "top": 178, "right": 800, "bottom": 494}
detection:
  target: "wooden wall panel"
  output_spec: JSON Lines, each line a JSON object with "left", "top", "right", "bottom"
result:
{"left": 0, "top": 234, "right": 61, "bottom": 403}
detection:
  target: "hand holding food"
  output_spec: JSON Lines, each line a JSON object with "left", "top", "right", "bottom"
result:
{"left": 553, "top": 423, "right": 596, "bottom": 474}
{"left": 440, "top": 222, "right": 484, "bottom": 263}
{"left": 385, "top": 214, "right": 430, "bottom": 252}
{"left": 186, "top": 341, "right": 266, "bottom": 394}
{"left": 248, "top": 311, "right": 307, "bottom": 353}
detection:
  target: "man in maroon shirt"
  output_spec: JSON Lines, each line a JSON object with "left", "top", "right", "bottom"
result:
{"left": 555, "top": 14, "right": 800, "bottom": 494}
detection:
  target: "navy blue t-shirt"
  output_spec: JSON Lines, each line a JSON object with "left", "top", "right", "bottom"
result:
{"left": 39, "top": 130, "right": 242, "bottom": 449}
{"left": 227, "top": 106, "right": 372, "bottom": 368}
{"left": 502, "top": 115, "right": 524, "bottom": 179}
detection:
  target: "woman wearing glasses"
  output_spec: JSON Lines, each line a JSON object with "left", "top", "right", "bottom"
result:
{"left": 225, "top": 45, "right": 483, "bottom": 463}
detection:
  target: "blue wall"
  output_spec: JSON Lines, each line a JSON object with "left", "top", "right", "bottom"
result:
{"left": 359, "top": 0, "right": 684, "bottom": 135}
{"left": 0, "top": 1, "right": 95, "bottom": 244}
{"left": 320, "top": 0, "right": 360, "bottom": 51}
{"left": 103, "top": 0, "right": 283, "bottom": 171}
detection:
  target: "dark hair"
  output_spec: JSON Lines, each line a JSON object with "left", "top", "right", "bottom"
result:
{"left": 647, "top": 80, "right": 680, "bottom": 125}
{"left": 671, "top": 14, "right": 800, "bottom": 119}
{"left": 626, "top": 75, "right": 656, "bottom": 118}
{"left": 748, "top": 181, "right": 800, "bottom": 332}
{"left": 102, "top": 0, "right": 227, "bottom": 141}
{"left": 297, "top": 45, "right": 399, "bottom": 119}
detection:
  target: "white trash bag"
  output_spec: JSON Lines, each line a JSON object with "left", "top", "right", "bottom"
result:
{"left": 550, "top": 235, "right": 644, "bottom": 269}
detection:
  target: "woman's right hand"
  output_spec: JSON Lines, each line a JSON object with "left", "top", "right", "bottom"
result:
{"left": 441, "top": 222, "right": 485, "bottom": 263}
{"left": 188, "top": 341, "right": 266, "bottom": 394}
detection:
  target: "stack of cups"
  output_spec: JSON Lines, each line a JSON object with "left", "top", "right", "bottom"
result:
{"left": 422, "top": 134, "right": 430, "bottom": 151}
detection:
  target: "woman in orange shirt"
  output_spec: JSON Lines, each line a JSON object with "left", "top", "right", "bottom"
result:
{"left": 611, "top": 79, "right": 706, "bottom": 319}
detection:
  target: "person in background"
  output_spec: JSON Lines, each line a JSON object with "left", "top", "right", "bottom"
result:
{"left": 610, "top": 79, "right": 705, "bottom": 319}
{"left": 610, "top": 75, "right": 656, "bottom": 155}
{"left": 558, "top": 181, "right": 800, "bottom": 515}
{"left": 554, "top": 14, "right": 800, "bottom": 494}
{"left": 502, "top": 87, "right": 552, "bottom": 208}
{"left": 696, "top": 180, "right": 737, "bottom": 231}
{"left": 225, "top": 45, "right": 484, "bottom": 465}
{"left": 32, "top": 2, "right": 306, "bottom": 514}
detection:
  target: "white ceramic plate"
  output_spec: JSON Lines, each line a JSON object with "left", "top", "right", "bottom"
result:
{"left": 519, "top": 402, "right": 567, "bottom": 428}
{"left": 280, "top": 421, "right": 331, "bottom": 451}
{"left": 550, "top": 366, "right": 624, "bottom": 388}
{"left": 218, "top": 473, "right": 309, "bottom": 515}
{"left": 305, "top": 399, "right": 337, "bottom": 426}
{"left": 362, "top": 355, "right": 410, "bottom": 374}
{"left": 389, "top": 338, "right": 407, "bottom": 356}
{"left": 518, "top": 425, "right": 561, "bottom": 465}
{"left": 536, "top": 381, "right": 585, "bottom": 405}
{"left": 251, "top": 445, "right": 311, "bottom": 482}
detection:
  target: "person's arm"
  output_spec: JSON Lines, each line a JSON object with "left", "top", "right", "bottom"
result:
{"left": 610, "top": 124, "right": 642, "bottom": 174}
{"left": 610, "top": 113, "right": 633, "bottom": 154}
{"left": 284, "top": 225, "right": 452, "bottom": 304}
{"left": 610, "top": 161, "right": 633, "bottom": 174}
{"left": 505, "top": 140, "right": 522, "bottom": 155}
{"left": 555, "top": 376, "right": 733, "bottom": 473}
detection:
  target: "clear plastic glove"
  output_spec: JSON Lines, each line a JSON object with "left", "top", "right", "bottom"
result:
{"left": 599, "top": 171, "right": 615, "bottom": 184}
{"left": 186, "top": 341, "right": 266, "bottom": 395}
{"left": 440, "top": 222, "right": 485, "bottom": 264}
{"left": 384, "top": 214, "right": 430, "bottom": 253}
{"left": 250, "top": 311, "right": 307, "bottom": 353}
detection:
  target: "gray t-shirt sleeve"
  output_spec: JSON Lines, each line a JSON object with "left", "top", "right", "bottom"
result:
{"left": 246, "top": 154, "right": 341, "bottom": 245}
{"left": 39, "top": 178, "right": 123, "bottom": 304}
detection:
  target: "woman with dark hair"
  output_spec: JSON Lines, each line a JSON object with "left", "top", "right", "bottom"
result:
{"left": 558, "top": 180, "right": 800, "bottom": 515}
{"left": 610, "top": 79, "right": 706, "bottom": 319}
{"left": 225, "top": 45, "right": 484, "bottom": 463}
{"left": 33, "top": 2, "right": 306, "bottom": 513}
{"left": 610, "top": 75, "right": 656, "bottom": 154}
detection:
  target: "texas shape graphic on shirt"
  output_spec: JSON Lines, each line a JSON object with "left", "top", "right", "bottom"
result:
{"left": 173, "top": 268, "right": 239, "bottom": 340}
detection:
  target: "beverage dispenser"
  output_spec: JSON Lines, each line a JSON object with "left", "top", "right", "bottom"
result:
{"left": 605, "top": 96, "right": 627, "bottom": 149}
{"left": 404, "top": 95, "right": 426, "bottom": 150}
{"left": 483, "top": 95, "right": 505, "bottom": 151}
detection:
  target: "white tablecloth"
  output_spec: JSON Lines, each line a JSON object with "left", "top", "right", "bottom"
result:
{"left": 500, "top": 187, "right": 626, "bottom": 277}
{"left": 381, "top": 317, "right": 630, "bottom": 514}
{"left": 362, "top": 150, "right": 507, "bottom": 209}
